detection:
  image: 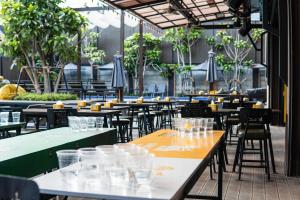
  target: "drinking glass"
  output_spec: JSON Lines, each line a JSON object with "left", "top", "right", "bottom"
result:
{"left": 205, "top": 118, "right": 214, "bottom": 134}
{"left": 95, "top": 117, "right": 104, "bottom": 130}
{"left": 128, "top": 152, "right": 155, "bottom": 185}
{"left": 68, "top": 116, "right": 79, "bottom": 131}
{"left": 87, "top": 117, "right": 96, "bottom": 130}
{"left": 79, "top": 117, "right": 88, "bottom": 131}
{"left": 56, "top": 150, "right": 79, "bottom": 181}
{"left": 12, "top": 112, "right": 20, "bottom": 123}
{"left": 79, "top": 147, "right": 101, "bottom": 180}
{"left": 0, "top": 112, "right": 9, "bottom": 123}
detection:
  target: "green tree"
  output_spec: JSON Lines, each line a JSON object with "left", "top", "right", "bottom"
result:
{"left": 163, "top": 27, "right": 202, "bottom": 93}
{"left": 124, "top": 33, "right": 161, "bottom": 93}
{"left": 83, "top": 31, "right": 106, "bottom": 79}
{"left": 206, "top": 29, "right": 264, "bottom": 90}
{"left": 0, "top": 0, "right": 87, "bottom": 93}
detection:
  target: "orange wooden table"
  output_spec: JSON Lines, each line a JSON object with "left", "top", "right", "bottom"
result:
{"left": 132, "top": 129, "right": 225, "bottom": 200}
{"left": 132, "top": 129, "right": 224, "bottom": 159}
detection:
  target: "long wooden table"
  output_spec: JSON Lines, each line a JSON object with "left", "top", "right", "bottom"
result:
{"left": 22, "top": 109, "right": 121, "bottom": 129}
{"left": 0, "top": 127, "right": 117, "bottom": 177}
{"left": 35, "top": 129, "right": 225, "bottom": 200}
{"left": 185, "top": 93, "right": 248, "bottom": 102}
{"left": 0, "top": 122, "right": 26, "bottom": 136}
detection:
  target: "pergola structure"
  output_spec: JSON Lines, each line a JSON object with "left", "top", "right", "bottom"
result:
{"left": 102, "top": 0, "right": 262, "bottom": 29}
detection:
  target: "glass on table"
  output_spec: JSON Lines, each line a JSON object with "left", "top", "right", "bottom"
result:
{"left": 87, "top": 117, "right": 96, "bottom": 130}
{"left": 205, "top": 118, "right": 214, "bottom": 134}
{"left": 0, "top": 112, "right": 9, "bottom": 123}
{"left": 68, "top": 116, "right": 79, "bottom": 131}
{"left": 95, "top": 117, "right": 104, "bottom": 130}
{"left": 12, "top": 112, "right": 21, "bottom": 123}
{"left": 79, "top": 147, "right": 102, "bottom": 180}
{"left": 128, "top": 151, "right": 155, "bottom": 185}
{"left": 56, "top": 149, "right": 79, "bottom": 181}
{"left": 79, "top": 117, "right": 88, "bottom": 131}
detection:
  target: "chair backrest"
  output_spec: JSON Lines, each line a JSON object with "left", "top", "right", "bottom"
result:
{"left": 185, "top": 101, "right": 209, "bottom": 108}
{"left": 181, "top": 106, "right": 214, "bottom": 118}
{"left": 0, "top": 175, "right": 40, "bottom": 200}
{"left": 47, "top": 108, "right": 77, "bottom": 129}
{"left": 222, "top": 102, "right": 240, "bottom": 109}
{"left": 240, "top": 108, "right": 272, "bottom": 125}
{"left": 68, "top": 81, "right": 84, "bottom": 90}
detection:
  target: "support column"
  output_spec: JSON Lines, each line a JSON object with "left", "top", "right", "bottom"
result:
{"left": 138, "top": 20, "right": 144, "bottom": 96}
{"left": 119, "top": 10, "right": 125, "bottom": 102}
{"left": 286, "top": 0, "right": 300, "bottom": 176}
{"left": 268, "top": 34, "right": 284, "bottom": 126}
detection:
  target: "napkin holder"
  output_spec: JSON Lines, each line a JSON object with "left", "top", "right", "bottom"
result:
{"left": 104, "top": 102, "right": 114, "bottom": 108}
{"left": 90, "top": 104, "right": 101, "bottom": 111}
{"left": 77, "top": 101, "right": 87, "bottom": 107}
{"left": 53, "top": 104, "right": 64, "bottom": 109}
{"left": 209, "top": 104, "right": 218, "bottom": 112}
{"left": 253, "top": 104, "right": 264, "bottom": 109}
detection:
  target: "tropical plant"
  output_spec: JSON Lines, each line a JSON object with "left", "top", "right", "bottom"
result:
{"left": 84, "top": 31, "right": 106, "bottom": 66}
{"left": 163, "top": 27, "right": 202, "bottom": 93}
{"left": 0, "top": 0, "right": 87, "bottom": 94}
{"left": 163, "top": 27, "right": 203, "bottom": 68}
{"left": 206, "top": 29, "right": 264, "bottom": 90}
{"left": 124, "top": 33, "right": 161, "bottom": 93}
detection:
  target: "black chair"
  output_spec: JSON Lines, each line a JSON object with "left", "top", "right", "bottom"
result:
{"left": 68, "top": 81, "right": 86, "bottom": 99}
{"left": 0, "top": 175, "right": 40, "bottom": 199}
{"left": 181, "top": 106, "right": 214, "bottom": 118}
{"left": 233, "top": 108, "right": 275, "bottom": 180}
{"left": 181, "top": 106, "right": 226, "bottom": 178}
{"left": 47, "top": 108, "right": 77, "bottom": 129}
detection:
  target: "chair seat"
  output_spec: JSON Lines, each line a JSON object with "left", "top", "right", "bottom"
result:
{"left": 238, "top": 129, "right": 269, "bottom": 140}
{"left": 119, "top": 115, "right": 133, "bottom": 120}
{"left": 138, "top": 112, "right": 156, "bottom": 117}
{"left": 152, "top": 111, "right": 164, "bottom": 115}
{"left": 112, "top": 119, "right": 130, "bottom": 126}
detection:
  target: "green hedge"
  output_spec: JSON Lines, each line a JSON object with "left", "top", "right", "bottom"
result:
{"left": 14, "top": 93, "right": 78, "bottom": 101}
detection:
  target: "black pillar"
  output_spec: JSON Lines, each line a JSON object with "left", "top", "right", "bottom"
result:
{"left": 286, "top": 0, "right": 300, "bottom": 176}
{"left": 268, "top": 34, "right": 284, "bottom": 126}
{"left": 138, "top": 20, "right": 144, "bottom": 96}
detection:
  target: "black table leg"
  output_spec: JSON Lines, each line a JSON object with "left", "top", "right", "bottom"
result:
{"left": 103, "top": 116, "right": 108, "bottom": 128}
{"left": 16, "top": 127, "right": 21, "bottom": 136}
{"left": 217, "top": 138, "right": 224, "bottom": 200}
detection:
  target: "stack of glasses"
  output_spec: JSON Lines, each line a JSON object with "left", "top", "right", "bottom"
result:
{"left": 68, "top": 116, "right": 104, "bottom": 132}
{"left": 172, "top": 117, "right": 214, "bottom": 136}
{"left": 56, "top": 144, "right": 154, "bottom": 187}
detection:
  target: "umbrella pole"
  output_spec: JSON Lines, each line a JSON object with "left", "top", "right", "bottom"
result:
{"left": 117, "top": 88, "right": 124, "bottom": 102}
{"left": 209, "top": 82, "right": 216, "bottom": 91}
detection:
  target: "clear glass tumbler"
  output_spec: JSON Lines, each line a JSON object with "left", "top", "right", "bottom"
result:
{"left": 12, "top": 112, "right": 20, "bottom": 123}
{"left": 56, "top": 149, "right": 79, "bottom": 181}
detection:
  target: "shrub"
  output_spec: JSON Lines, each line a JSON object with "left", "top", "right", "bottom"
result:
{"left": 14, "top": 93, "right": 77, "bottom": 101}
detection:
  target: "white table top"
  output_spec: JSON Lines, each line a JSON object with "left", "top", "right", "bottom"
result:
{"left": 34, "top": 157, "right": 202, "bottom": 200}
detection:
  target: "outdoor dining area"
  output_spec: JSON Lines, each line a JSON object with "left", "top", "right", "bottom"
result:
{"left": 0, "top": 0, "right": 300, "bottom": 200}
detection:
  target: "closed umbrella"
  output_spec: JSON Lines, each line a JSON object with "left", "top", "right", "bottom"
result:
{"left": 111, "top": 52, "right": 126, "bottom": 101}
{"left": 206, "top": 49, "right": 218, "bottom": 83}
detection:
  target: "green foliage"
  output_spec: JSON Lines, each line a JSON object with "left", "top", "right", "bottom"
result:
{"left": 159, "top": 63, "right": 180, "bottom": 78}
{"left": 0, "top": 0, "right": 87, "bottom": 66}
{"left": 83, "top": 31, "right": 106, "bottom": 65}
{"left": 163, "top": 27, "right": 203, "bottom": 56}
{"left": 124, "top": 33, "right": 161, "bottom": 75}
{"left": 14, "top": 93, "right": 77, "bottom": 101}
